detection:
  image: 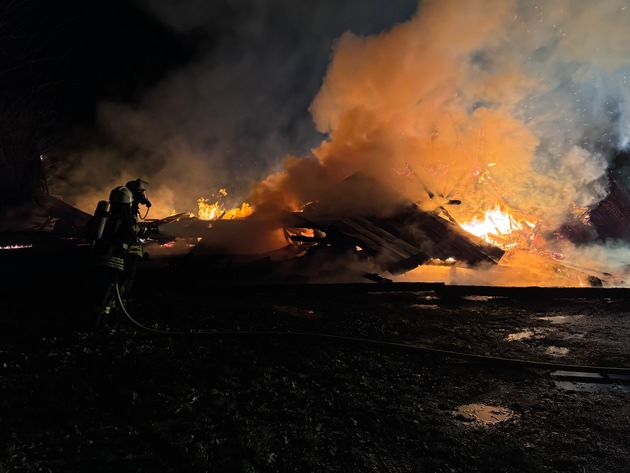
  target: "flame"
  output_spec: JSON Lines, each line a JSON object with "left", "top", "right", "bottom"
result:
{"left": 460, "top": 204, "right": 533, "bottom": 249}
{"left": 461, "top": 205, "right": 513, "bottom": 238}
{"left": 0, "top": 244, "right": 33, "bottom": 250}
{"left": 197, "top": 198, "right": 254, "bottom": 220}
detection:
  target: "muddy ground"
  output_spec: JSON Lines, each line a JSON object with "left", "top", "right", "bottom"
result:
{"left": 1, "top": 253, "right": 630, "bottom": 472}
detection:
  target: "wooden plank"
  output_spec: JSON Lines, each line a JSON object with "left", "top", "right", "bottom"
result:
{"left": 348, "top": 215, "right": 429, "bottom": 257}
{"left": 334, "top": 220, "right": 409, "bottom": 262}
{"left": 337, "top": 219, "right": 412, "bottom": 258}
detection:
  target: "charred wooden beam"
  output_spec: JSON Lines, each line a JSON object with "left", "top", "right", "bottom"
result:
{"left": 290, "top": 173, "right": 505, "bottom": 274}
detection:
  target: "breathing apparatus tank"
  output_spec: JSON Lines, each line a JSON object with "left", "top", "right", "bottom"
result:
{"left": 92, "top": 200, "right": 111, "bottom": 242}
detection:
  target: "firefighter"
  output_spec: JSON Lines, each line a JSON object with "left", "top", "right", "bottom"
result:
{"left": 85, "top": 186, "right": 153, "bottom": 329}
{"left": 125, "top": 178, "right": 152, "bottom": 219}
{"left": 119, "top": 178, "right": 155, "bottom": 305}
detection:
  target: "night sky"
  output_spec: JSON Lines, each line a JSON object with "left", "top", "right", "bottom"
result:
{"left": 3, "top": 0, "right": 186, "bottom": 127}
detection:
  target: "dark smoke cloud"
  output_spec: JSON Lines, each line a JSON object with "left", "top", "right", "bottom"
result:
{"left": 55, "top": 0, "right": 417, "bottom": 216}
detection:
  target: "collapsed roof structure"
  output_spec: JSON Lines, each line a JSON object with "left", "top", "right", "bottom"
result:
{"left": 150, "top": 172, "right": 506, "bottom": 281}
{"left": 281, "top": 173, "right": 505, "bottom": 275}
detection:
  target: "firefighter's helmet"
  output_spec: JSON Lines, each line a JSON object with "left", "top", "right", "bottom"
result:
{"left": 125, "top": 178, "right": 152, "bottom": 207}
{"left": 109, "top": 186, "right": 133, "bottom": 204}
{"left": 126, "top": 178, "right": 148, "bottom": 193}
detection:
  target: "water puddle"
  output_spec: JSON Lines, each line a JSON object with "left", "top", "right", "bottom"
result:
{"left": 410, "top": 303, "right": 440, "bottom": 310}
{"left": 408, "top": 293, "right": 441, "bottom": 310}
{"left": 453, "top": 403, "right": 516, "bottom": 426}
{"left": 506, "top": 329, "right": 535, "bottom": 341}
{"left": 545, "top": 346, "right": 569, "bottom": 357}
{"left": 553, "top": 381, "right": 630, "bottom": 393}
{"left": 506, "top": 328, "right": 551, "bottom": 342}
{"left": 551, "top": 371, "right": 630, "bottom": 393}
{"left": 537, "top": 315, "right": 583, "bottom": 324}
{"left": 461, "top": 295, "right": 506, "bottom": 302}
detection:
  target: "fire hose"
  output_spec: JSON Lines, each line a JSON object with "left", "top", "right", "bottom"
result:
{"left": 114, "top": 283, "right": 630, "bottom": 376}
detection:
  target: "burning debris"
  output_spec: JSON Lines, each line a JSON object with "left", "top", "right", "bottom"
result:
{"left": 146, "top": 173, "right": 507, "bottom": 282}
{"left": 283, "top": 173, "right": 505, "bottom": 275}
{"left": 144, "top": 167, "right": 625, "bottom": 286}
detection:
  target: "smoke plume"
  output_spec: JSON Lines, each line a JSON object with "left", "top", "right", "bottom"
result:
{"left": 53, "top": 0, "right": 417, "bottom": 217}
{"left": 255, "top": 1, "right": 630, "bottom": 223}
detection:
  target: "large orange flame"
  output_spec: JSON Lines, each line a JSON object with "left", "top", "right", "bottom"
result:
{"left": 197, "top": 189, "right": 254, "bottom": 220}
{"left": 460, "top": 204, "right": 535, "bottom": 249}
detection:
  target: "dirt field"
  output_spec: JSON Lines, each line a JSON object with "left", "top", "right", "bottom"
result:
{"left": 1, "top": 258, "right": 630, "bottom": 472}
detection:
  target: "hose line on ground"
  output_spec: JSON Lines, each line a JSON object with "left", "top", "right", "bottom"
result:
{"left": 114, "top": 283, "right": 630, "bottom": 376}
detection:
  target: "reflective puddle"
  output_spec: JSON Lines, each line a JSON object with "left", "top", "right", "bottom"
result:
{"left": 506, "top": 329, "right": 536, "bottom": 341}
{"left": 537, "top": 315, "right": 583, "bottom": 324}
{"left": 551, "top": 371, "right": 630, "bottom": 393}
{"left": 506, "top": 327, "right": 553, "bottom": 342}
{"left": 461, "top": 295, "right": 507, "bottom": 302}
{"left": 545, "top": 346, "right": 569, "bottom": 357}
{"left": 409, "top": 292, "right": 441, "bottom": 310}
{"left": 410, "top": 303, "right": 440, "bottom": 310}
{"left": 453, "top": 404, "right": 516, "bottom": 426}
